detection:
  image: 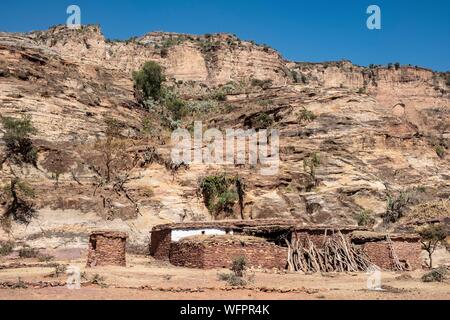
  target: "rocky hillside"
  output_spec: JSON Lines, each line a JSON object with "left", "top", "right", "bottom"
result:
{"left": 0, "top": 25, "right": 449, "bottom": 251}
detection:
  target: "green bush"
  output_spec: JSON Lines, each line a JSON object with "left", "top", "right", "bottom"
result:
{"left": 218, "top": 256, "right": 249, "bottom": 286}
{"left": 261, "top": 44, "right": 271, "bottom": 52}
{"left": 435, "top": 145, "right": 445, "bottom": 158}
{"left": 384, "top": 191, "right": 412, "bottom": 223}
{"left": 0, "top": 115, "right": 37, "bottom": 166}
{"left": 356, "top": 209, "right": 376, "bottom": 227}
{"left": 200, "top": 40, "right": 220, "bottom": 52}
{"left": 167, "top": 98, "right": 188, "bottom": 120}
{"left": 161, "top": 36, "right": 185, "bottom": 49}
{"left": 18, "top": 246, "right": 40, "bottom": 258}
{"left": 223, "top": 104, "right": 237, "bottom": 113}
{"left": 11, "top": 277, "right": 27, "bottom": 289}
{"left": 104, "top": 117, "right": 123, "bottom": 138}
{"left": 91, "top": 274, "right": 108, "bottom": 287}
{"left": 48, "top": 265, "right": 67, "bottom": 277}
{"left": 303, "top": 153, "right": 321, "bottom": 175}
{"left": 141, "top": 116, "right": 154, "bottom": 136}
{"left": 231, "top": 256, "right": 247, "bottom": 277}
{"left": 251, "top": 78, "right": 273, "bottom": 89}
{"left": 303, "top": 152, "right": 321, "bottom": 191}
{"left": 38, "top": 254, "right": 55, "bottom": 262}
{"left": 160, "top": 47, "right": 169, "bottom": 57}
{"left": 297, "top": 107, "right": 316, "bottom": 123}
{"left": 133, "top": 61, "right": 165, "bottom": 102}
{"left": 357, "top": 87, "right": 366, "bottom": 94}
{"left": 199, "top": 175, "right": 244, "bottom": 216}
{"left": 0, "top": 241, "right": 14, "bottom": 256}
{"left": 258, "top": 99, "right": 274, "bottom": 107}
{"left": 187, "top": 100, "right": 218, "bottom": 114}
{"left": 210, "top": 89, "right": 227, "bottom": 101}
{"left": 251, "top": 112, "right": 274, "bottom": 129}
{"left": 290, "top": 70, "right": 300, "bottom": 83}
{"left": 421, "top": 266, "right": 448, "bottom": 282}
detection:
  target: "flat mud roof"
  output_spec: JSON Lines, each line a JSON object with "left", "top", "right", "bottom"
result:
{"left": 151, "top": 219, "right": 368, "bottom": 233}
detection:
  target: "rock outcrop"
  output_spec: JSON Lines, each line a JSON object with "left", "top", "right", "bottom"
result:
{"left": 0, "top": 25, "right": 448, "bottom": 251}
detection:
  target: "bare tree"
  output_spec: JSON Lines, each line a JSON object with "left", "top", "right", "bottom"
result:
{"left": 418, "top": 224, "right": 447, "bottom": 268}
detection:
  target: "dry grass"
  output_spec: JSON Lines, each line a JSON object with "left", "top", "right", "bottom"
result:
{"left": 408, "top": 199, "right": 450, "bottom": 220}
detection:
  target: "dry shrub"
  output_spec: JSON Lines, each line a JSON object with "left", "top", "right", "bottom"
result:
{"left": 41, "top": 149, "right": 74, "bottom": 180}
{"left": 218, "top": 256, "right": 251, "bottom": 286}
{"left": 409, "top": 199, "right": 450, "bottom": 220}
{"left": 421, "top": 266, "right": 448, "bottom": 283}
{"left": 18, "top": 246, "right": 39, "bottom": 258}
{"left": 38, "top": 254, "right": 55, "bottom": 262}
{"left": 48, "top": 265, "right": 67, "bottom": 278}
{"left": 0, "top": 241, "right": 15, "bottom": 256}
{"left": 218, "top": 273, "right": 247, "bottom": 286}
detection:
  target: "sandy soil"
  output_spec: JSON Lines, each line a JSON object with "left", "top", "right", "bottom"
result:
{"left": 0, "top": 255, "right": 449, "bottom": 300}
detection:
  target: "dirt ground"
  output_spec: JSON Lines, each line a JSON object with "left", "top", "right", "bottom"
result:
{"left": 0, "top": 255, "right": 449, "bottom": 300}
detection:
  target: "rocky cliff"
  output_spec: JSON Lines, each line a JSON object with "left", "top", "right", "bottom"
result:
{"left": 0, "top": 25, "right": 448, "bottom": 251}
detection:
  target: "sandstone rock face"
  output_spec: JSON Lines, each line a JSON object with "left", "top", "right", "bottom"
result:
{"left": 0, "top": 25, "right": 448, "bottom": 251}
{"left": 29, "top": 26, "right": 288, "bottom": 86}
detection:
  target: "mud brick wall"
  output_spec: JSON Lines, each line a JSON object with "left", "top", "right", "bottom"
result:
{"left": 202, "top": 241, "right": 288, "bottom": 270}
{"left": 87, "top": 232, "right": 127, "bottom": 267}
{"left": 150, "top": 229, "right": 172, "bottom": 260}
{"left": 170, "top": 242, "right": 205, "bottom": 268}
{"left": 361, "top": 240, "right": 422, "bottom": 270}
{"left": 170, "top": 239, "right": 288, "bottom": 270}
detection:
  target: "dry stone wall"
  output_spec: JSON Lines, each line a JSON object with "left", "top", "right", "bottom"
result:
{"left": 170, "top": 235, "right": 287, "bottom": 270}
{"left": 87, "top": 231, "right": 127, "bottom": 267}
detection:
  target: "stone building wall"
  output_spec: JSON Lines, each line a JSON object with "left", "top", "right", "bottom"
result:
{"left": 87, "top": 231, "right": 127, "bottom": 267}
{"left": 150, "top": 229, "right": 172, "bottom": 260}
{"left": 150, "top": 221, "right": 366, "bottom": 264}
{"left": 202, "top": 241, "right": 288, "bottom": 270}
{"left": 169, "top": 235, "right": 287, "bottom": 270}
{"left": 170, "top": 241, "right": 205, "bottom": 268}
{"left": 361, "top": 240, "right": 422, "bottom": 270}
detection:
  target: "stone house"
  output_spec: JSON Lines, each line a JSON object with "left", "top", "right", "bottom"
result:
{"left": 87, "top": 231, "right": 128, "bottom": 267}
{"left": 150, "top": 220, "right": 425, "bottom": 271}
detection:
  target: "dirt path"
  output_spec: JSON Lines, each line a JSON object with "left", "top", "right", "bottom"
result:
{"left": 1, "top": 286, "right": 449, "bottom": 300}
{"left": 0, "top": 255, "right": 449, "bottom": 300}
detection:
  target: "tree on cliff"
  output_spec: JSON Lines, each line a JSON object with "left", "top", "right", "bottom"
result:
{"left": 0, "top": 115, "right": 37, "bottom": 168}
{"left": 1, "top": 178, "right": 36, "bottom": 231}
{"left": 81, "top": 117, "right": 142, "bottom": 218}
{"left": 133, "top": 61, "right": 165, "bottom": 103}
{"left": 0, "top": 115, "right": 38, "bottom": 230}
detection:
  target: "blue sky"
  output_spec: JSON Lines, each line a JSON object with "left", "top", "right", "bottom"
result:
{"left": 1, "top": 0, "right": 449, "bottom": 71}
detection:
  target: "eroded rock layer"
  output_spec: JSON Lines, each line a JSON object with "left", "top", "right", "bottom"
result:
{"left": 0, "top": 25, "right": 448, "bottom": 251}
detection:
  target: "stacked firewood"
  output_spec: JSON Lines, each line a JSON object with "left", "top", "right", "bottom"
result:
{"left": 285, "top": 231, "right": 373, "bottom": 273}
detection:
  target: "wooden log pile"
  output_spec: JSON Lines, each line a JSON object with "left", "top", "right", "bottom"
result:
{"left": 285, "top": 231, "right": 373, "bottom": 273}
